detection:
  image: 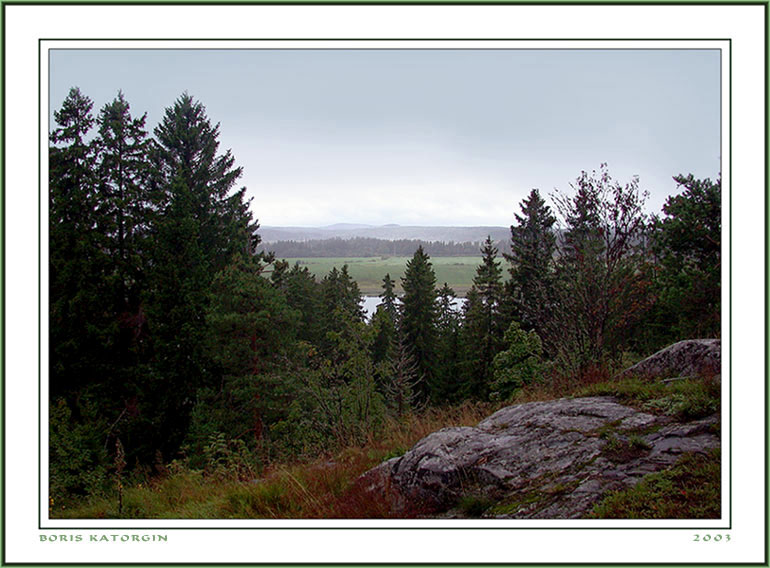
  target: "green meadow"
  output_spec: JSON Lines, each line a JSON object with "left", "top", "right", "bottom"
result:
{"left": 278, "top": 256, "right": 482, "bottom": 296}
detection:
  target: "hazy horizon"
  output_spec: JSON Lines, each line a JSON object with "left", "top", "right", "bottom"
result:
{"left": 261, "top": 222, "right": 511, "bottom": 228}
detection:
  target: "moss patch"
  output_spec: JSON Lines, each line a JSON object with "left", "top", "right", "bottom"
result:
{"left": 487, "top": 489, "right": 547, "bottom": 517}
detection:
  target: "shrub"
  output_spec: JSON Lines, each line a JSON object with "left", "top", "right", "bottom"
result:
{"left": 490, "top": 321, "right": 544, "bottom": 401}
{"left": 273, "top": 322, "right": 387, "bottom": 456}
{"left": 202, "top": 433, "right": 261, "bottom": 481}
{"left": 49, "top": 398, "right": 110, "bottom": 506}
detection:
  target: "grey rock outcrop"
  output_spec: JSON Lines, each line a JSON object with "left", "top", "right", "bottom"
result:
{"left": 619, "top": 339, "right": 721, "bottom": 380}
{"left": 360, "top": 396, "right": 719, "bottom": 518}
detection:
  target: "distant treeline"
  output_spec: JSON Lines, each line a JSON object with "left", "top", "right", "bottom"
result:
{"left": 259, "top": 237, "right": 512, "bottom": 258}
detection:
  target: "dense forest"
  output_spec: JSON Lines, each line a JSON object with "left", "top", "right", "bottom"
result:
{"left": 49, "top": 87, "right": 721, "bottom": 510}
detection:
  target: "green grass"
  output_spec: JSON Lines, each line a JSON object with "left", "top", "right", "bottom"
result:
{"left": 280, "top": 256, "right": 480, "bottom": 296}
{"left": 573, "top": 375, "right": 721, "bottom": 421}
{"left": 457, "top": 494, "right": 497, "bottom": 518}
{"left": 590, "top": 449, "right": 721, "bottom": 519}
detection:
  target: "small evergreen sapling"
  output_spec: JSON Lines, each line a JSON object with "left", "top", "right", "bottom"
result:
{"left": 114, "top": 438, "right": 126, "bottom": 517}
{"left": 381, "top": 333, "right": 422, "bottom": 418}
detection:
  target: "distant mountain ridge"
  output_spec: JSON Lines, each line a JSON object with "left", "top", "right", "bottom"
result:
{"left": 259, "top": 224, "right": 510, "bottom": 243}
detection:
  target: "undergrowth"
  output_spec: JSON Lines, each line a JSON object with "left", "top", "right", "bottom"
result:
{"left": 53, "top": 373, "right": 721, "bottom": 520}
{"left": 54, "top": 400, "right": 498, "bottom": 519}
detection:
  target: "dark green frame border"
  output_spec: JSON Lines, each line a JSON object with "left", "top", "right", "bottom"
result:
{"left": 4, "top": 1, "right": 770, "bottom": 4}
{"left": 0, "top": 0, "right": 759, "bottom": 561}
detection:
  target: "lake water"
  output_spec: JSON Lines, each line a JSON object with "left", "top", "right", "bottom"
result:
{"left": 361, "top": 295, "right": 466, "bottom": 320}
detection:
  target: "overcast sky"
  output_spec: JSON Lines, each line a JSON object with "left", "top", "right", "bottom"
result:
{"left": 49, "top": 48, "right": 721, "bottom": 227}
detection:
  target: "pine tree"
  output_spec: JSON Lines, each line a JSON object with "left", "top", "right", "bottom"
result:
{"left": 400, "top": 246, "right": 438, "bottom": 402}
{"left": 504, "top": 189, "right": 557, "bottom": 336}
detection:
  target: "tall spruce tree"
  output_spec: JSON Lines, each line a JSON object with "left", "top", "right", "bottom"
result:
{"left": 49, "top": 87, "right": 109, "bottom": 399}
{"left": 49, "top": 88, "right": 118, "bottom": 497}
{"left": 85, "top": 92, "right": 161, "bottom": 463}
{"left": 380, "top": 273, "right": 399, "bottom": 321}
{"left": 95, "top": 92, "right": 155, "bottom": 356}
{"left": 459, "top": 237, "right": 505, "bottom": 400}
{"left": 400, "top": 246, "right": 438, "bottom": 402}
{"left": 145, "top": 93, "right": 259, "bottom": 456}
{"left": 152, "top": 93, "right": 258, "bottom": 265}
{"left": 370, "top": 273, "right": 399, "bottom": 366}
{"left": 504, "top": 189, "right": 557, "bottom": 337}
{"left": 434, "top": 283, "right": 461, "bottom": 402}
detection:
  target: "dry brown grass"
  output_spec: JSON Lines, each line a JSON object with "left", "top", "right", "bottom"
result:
{"left": 210, "top": 402, "right": 501, "bottom": 519}
{"left": 509, "top": 364, "right": 614, "bottom": 405}
{"left": 380, "top": 400, "right": 502, "bottom": 448}
{"left": 57, "top": 400, "right": 501, "bottom": 519}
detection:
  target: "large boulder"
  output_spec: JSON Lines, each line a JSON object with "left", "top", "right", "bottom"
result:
{"left": 360, "top": 396, "right": 719, "bottom": 518}
{"left": 619, "top": 339, "right": 721, "bottom": 380}
{"left": 360, "top": 339, "right": 722, "bottom": 518}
